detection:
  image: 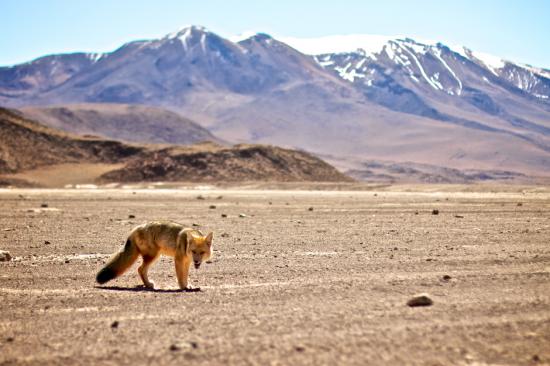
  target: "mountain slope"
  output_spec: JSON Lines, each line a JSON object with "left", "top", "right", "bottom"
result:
{"left": 0, "top": 107, "right": 141, "bottom": 174}
{"left": 20, "top": 103, "right": 223, "bottom": 145}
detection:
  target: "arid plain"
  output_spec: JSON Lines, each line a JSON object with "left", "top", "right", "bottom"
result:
{"left": 0, "top": 185, "right": 549, "bottom": 365}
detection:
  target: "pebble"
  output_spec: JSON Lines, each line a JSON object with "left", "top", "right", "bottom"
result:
{"left": 169, "top": 344, "right": 181, "bottom": 351}
{"left": 308, "top": 207, "right": 314, "bottom": 211}
{"left": 221, "top": 214, "right": 227, "bottom": 218}
{"left": 111, "top": 321, "right": 119, "bottom": 329}
{"left": 196, "top": 195, "right": 205, "bottom": 200}
{"left": 209, "top": 205, "right": 216, "bottom": 209}
{"left": 432, "top": 209, "right": 439, "bottom": 215}
{"left": 239, "top": 213, "right": 247, "bottom": 218}
{"left": 41, "top": 203, "right": 48, "bottom": 208}
{"left": 442, "top": 275, "right": 452, "bottom": 281}
{"left": 0, "top": 250, "right": 12, "bottom": 262}
{"left": 128, "top": 214, "right": 135, "bottom": 219}
{"left": 407, "top": 293, "right": 433, "bottom": 307}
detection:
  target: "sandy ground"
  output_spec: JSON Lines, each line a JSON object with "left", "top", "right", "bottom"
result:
{"left": 0, "top": 186, "right": 549, "bottom": 365}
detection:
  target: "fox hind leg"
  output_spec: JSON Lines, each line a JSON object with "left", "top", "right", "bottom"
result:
{"left": 138, "top": 253, "right": 159, "bottom": 289}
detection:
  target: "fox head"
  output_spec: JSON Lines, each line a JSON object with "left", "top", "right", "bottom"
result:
{"left": 188, "top": 232, "right": 213, "bottom": 269}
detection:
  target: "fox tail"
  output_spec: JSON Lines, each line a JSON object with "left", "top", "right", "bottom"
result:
{"left": 96, "top": 238, "right": 139, "bottom": 284}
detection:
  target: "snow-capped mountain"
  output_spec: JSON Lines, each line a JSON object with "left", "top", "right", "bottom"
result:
{"left": 1, "top": 26, "right": 549, "bottom": 180}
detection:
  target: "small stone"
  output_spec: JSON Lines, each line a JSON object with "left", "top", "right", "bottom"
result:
{"left": 41, "top": 203, "right": 48, "bottom": 208}
{"left": 0, "top": 250, "right": 12, "bottom": 262}
{"left": 432, "top": 209, "right": 439, "bottom": 215}
{"left": 221, "top": 233, "right": 229, "bottom": 238}
{"left": 532, "top": 355, "right": 540, "bottom": 362}
{"left": 169, "top": 344, "right": 181, "bottom": 351}
{"left": 407, "top": 294, "right": 433, "bottom": 307}
{"left": 64, "top": 259, "right": 70, "bottom": 264}
{"left": 221, "top": 214, "right": 227, "bottom": 218}
{"left": 239, "top": 213, "right": 247, "bottom": 218}
{"left": 209, "top": 205, "right": 216, "bottom": 209}
{"left": 128, "top": 214, "right": 135, "bottom": 219}
{"left": 111, "top": 321, "right": 119, "bottom": 328}
{"left": 454, "top": 215, "right": 464, "bottom": 218}
{"left": 44, "top": 241, "right": 51, "bottom": 245}
{"left": 442, "top": 275, "right": 452, "bottom": 281}
{"left": 189, "top": 341, "right": 199, "bottom": 349}
{"left": 295, "top": 346, "right": 305, "bottom": 352}
{"left": 308, "top": 207, "right": 314, "bottom": 211}
{"left": 196, "top": 195, "right": 205, "bottom": 200}
{"left": 216, "top": 196, "right": 223, "bottom": 200}
{"left": 414, "top": 211, "right": 419, "bottom": 215}
{"left": 517, "top": 202, "right": 523, "bottom": 206}
{"left": 6, "top": 336, "right": 14, "bottom": 342}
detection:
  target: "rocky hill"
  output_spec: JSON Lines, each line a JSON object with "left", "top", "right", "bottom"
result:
{"left": 100, "top": 143, "right": 351, "bottom": 183}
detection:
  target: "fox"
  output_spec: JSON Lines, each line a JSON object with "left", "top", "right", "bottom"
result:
{"left": 96, "top": 221, "right": 213, "bottom": 290}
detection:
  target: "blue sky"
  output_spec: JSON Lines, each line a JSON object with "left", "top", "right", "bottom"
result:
{"left": 2, "top": 0, "right": 549, "bottom": 68}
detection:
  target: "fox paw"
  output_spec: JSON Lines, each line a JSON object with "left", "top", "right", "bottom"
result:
{"left": 144, "top": 281, "right": 155, "bottom": 289}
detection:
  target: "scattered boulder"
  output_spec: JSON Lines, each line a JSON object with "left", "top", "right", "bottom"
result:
{"left": 407, "top": 293, "right": 433, "bottom": 307}
{"left": 0, "top": 250, "right": 12, "bottom": 262}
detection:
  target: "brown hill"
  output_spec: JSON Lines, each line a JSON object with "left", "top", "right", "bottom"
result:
{"left": 20, "top": 103, "right": 223, "bottom": 145}
{"left": 100, "top": 143, "right": 352, "bottom": 183}
{"left": 0, "top": 107, "right": 350, "bottom": 186}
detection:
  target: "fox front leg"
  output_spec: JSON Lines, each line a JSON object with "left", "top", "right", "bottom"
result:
{"left": 175, "top": 254, "right": 192, "bottom": 290}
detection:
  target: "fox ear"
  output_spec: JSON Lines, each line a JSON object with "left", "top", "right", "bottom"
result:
{"left": 205, "top": 232, "right": 213, "bottom": 247}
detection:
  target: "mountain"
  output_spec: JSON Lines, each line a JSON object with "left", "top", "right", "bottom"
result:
{"left": 20, "top": 103, "right": 222, "bottom": 145}
{"left": 1, "top": 26, "right": 549, "bottom": 180}
{"left": 0, "top": 107, "right": 349, "bottom": 186}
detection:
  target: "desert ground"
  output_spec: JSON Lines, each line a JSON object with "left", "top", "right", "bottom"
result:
{"left": 0, "top": 185, "right": 549, "bottom": 365}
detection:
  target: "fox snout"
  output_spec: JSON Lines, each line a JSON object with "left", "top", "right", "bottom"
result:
{"left": 194, "top": 261, "right": 201, "bottom": 269}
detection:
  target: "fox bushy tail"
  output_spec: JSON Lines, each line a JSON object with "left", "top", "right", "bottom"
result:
{"left": 96, "top": 238, "right": 139, "bottom": 284}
